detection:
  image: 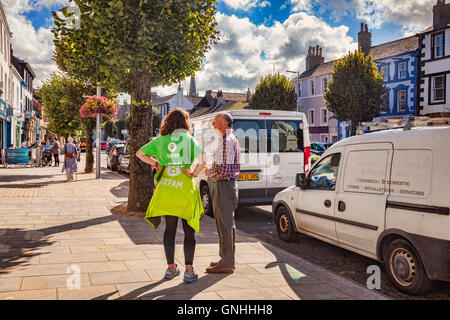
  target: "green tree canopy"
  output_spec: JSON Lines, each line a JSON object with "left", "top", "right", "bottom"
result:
{"left": 249, "top": 73, "right": 297, "bottom": 111}
{"left": 103, "top": 119, "right": 114, "bottom": 139}
{"left": 323, "top": 50, "right": 387, "bottom": 136}
{"left": 37, "top": 72, "right": 86, "bottom": 139}
{"left": 52, "top": 0, "right": 219, "bottom": 213}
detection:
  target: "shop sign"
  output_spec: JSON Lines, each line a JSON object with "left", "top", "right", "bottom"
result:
{"left": 5, "top": 148, "right": 29, "bottom": 164}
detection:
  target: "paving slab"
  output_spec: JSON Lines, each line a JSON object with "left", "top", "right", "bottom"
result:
{"left": 21, "top": 274, "right": 91, "bottom": 290}
{"left": 0, "top": 157, "right": 391, "bottom": 300}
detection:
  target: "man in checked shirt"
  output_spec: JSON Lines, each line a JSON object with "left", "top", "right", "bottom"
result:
{"left": 204, "top": 112, "right": 241, "bottom": 274}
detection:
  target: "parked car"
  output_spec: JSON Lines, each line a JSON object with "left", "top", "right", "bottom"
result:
{"left": 311, "top": 141, "right": 333, "bottom": 155}
{"left": 106, "top": 139, "right": 122, "bottom": 154}
{"left": 106, "top": 143, "right": 125, "bottom": 171}
{"left": 117, "top": 142, "right": 130, "bottom": 173}
{"left": 192, "top": 110, "right": 310, "bottom": 217}
{"left": 272, "top": 125, "right": 450, "bottom": 295}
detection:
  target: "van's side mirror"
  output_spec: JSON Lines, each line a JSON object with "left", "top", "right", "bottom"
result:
{"left": 296, "top": 173, "right": 307, "bottom": 190}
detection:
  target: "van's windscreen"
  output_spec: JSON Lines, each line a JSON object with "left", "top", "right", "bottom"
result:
{"left": 233, "top": 119, "right": 304, "bottom": 153}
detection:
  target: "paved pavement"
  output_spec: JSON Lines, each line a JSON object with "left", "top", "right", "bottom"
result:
{"left": 0, "top": 153, "right": 390, "bottom": 300}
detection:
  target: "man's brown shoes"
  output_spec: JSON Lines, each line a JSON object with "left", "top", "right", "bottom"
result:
{"left": 206, "top": 264, "right": 234, "bottom": 274}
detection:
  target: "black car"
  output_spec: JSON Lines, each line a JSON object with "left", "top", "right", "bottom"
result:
{"left": 106, "top": 144, "right": 125, "bottom": 171}
{"left": 117, "top": 142, "right": 130, "bottom": 173}
{"left": 311, "top": 141, "right": 333, "bottom": 156}
{"left": 105, "top": 139, "right": 123, "bottom": 154}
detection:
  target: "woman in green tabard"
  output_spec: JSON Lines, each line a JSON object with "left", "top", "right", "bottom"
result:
{"left": 136, "top": 108, "right": 206, "bottom": 283}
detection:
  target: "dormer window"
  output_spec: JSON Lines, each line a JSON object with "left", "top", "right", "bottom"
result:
{"left": 433, "top": 33, "right": 444, "bottom": 58}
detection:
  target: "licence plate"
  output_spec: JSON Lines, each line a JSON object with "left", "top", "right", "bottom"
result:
{"left": 238, "top": 173, "right": 259, "bottom": 181}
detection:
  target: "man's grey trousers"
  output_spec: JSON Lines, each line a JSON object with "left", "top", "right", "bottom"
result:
{"left": 211, "top": 180, "right": 238, "bottom": 268}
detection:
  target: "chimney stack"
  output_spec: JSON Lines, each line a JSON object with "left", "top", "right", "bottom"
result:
{"left": 433, "top": 0, "right": 450, "bottom": 30}
{"left": 306, "top": 45, "right": 325, "bottom": 70}
{"left": 358, "top": 23, "right": 371, "bottom": 57}
{"left": 189, "top": 75, "right": 196, "bottom": 97}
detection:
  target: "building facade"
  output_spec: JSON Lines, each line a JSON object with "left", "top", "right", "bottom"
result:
{"left": 0, "top": 1, "right": 12, "bottom": 150}
{"left": 417, "top": 0, "right": 450, "bottom": 116}
{"left": 295, "top": 46, "right": 338, "bottom": 143}
{"left": 10, "top": 61, "right": 24, "bottom": 147}
{"left": 12, "top": 56, "right": 36, "bottom": 144}
{"left": 294, "top": 23, "right": 419, "bottom": 142}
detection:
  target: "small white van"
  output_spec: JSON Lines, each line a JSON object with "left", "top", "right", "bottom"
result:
{"left": 191, "top": 110, "right": 311, "bottom": 215}
{"left": 272, "top": 125, "right": 450, "bottom": 295}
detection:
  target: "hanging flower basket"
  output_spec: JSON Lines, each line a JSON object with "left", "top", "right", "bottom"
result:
{"left": 80, "top": 96, "right": 119, "bottom": 119}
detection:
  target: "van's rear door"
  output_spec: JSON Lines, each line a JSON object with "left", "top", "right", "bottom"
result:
{"left": 266, "top": 117, "right": 305, "bottom": 197}
{"left": 233, "top": 118, "right": 268, "bottom": 203}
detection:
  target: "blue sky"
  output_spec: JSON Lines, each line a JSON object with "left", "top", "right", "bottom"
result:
{"left": 6, "top": 0, "right": 435, "bottom": 97}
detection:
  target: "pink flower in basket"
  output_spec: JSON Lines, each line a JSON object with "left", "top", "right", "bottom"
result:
{"left": 80, "top": 96, "right": 119, "bottom": 119}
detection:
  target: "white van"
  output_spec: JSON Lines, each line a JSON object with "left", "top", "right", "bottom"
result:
{"left": 191, "top": 110, "right": 310, "bottom": 216}
{"left": 272, "top": 125, "right": 450, "bottom": 295}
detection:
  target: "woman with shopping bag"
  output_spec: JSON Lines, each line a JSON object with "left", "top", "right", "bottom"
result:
{"left": 62, "top": 137, "right": 78, "bottom": 181}
{"left": 136, "top": 108, "right": 206, "bottom": 283}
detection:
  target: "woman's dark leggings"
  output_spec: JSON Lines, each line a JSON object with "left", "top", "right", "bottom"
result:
{"left": 54, "top": 154, "right": 59, "bottom": 165}
{"left": 164, "top": 216, "right": 196, "bottom": 266}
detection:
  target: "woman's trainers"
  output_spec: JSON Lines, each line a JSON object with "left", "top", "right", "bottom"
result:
{"left": 183, "top": 268, "right": 198, "bottom": 283}
{"left": 164, "top": 265, "right": 180, "bottom": 280}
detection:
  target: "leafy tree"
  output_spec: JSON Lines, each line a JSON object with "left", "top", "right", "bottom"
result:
{"left": 249, "top": 73, "right": 297, "bottom": 111}
{"left": 37, "top": 73, "right": 84, "bottom": 139}
{"left": 53, "top": 0, "right": 218, "bottom": 213}
{"left": 323, "top": 50, "right": 387, "bottom": 136}
{"left": 115, "top": 118, "right": 127, "bottom": 140}
{"left": 103, "top": 120, "right": 114, "bottom": 139}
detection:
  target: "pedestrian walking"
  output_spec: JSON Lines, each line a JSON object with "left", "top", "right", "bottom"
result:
{"left": 51, "top": 140, "right": 60, "bottom": 167}
{"left": 136, "top": 108, "right": 206, "bottom": 283}
{"left": 62, "top": 137, "right": 78, "bottom": 181}
{"left": 205, "top": 112, "right": 240, "bottom": 274}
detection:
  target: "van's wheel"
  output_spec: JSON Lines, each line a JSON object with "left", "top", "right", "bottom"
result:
{"left": 274, "top": 205, "right": 298, "bottom": 242}
{"left": 200, "top": 184, "right": 213, "bottom": 217}
{"left": 384, "top": 239, "right": 434, "bottom": 295}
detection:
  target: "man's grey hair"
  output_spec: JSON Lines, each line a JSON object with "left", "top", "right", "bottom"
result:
{"left": 218, "top": 112, "right": 233, "bottom": 128}
{"left": 67, "top": 137, "right": 73, "bottom": 143}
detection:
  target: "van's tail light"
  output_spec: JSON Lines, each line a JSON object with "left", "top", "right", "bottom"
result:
{"left": 304, "top": 146, "right": 311, "bottom": 173}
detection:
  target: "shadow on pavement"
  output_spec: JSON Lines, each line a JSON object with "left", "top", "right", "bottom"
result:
{"left": 110, "top": 181, "right": 129, "bottom": 198}
{"left": 0, "top": 175, "right": 58, "bottom": 183}
{"left": 0, "top": 228, "right": 56, "bottom": 275}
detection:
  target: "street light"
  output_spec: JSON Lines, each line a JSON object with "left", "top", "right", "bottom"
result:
{"left": 82, "top": 86, "right": 102, "bottom": 179}
{"left": 286, "top": 70, "right": 300, "bottom": 112}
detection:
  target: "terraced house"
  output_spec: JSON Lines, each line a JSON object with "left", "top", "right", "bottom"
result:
{"left": 417, "top": 0, "right": 450, "bottom": 116}
{"left": 294, "top": 23, "right": 420, "bottom": 142}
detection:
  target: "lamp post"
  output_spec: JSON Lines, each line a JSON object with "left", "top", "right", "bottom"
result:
{"left": 286, "top": 70, "right": 300, "bottom": 112}
{"left": 83, "top": 87, "right": 102, "bottom": 179}
{"left": 95, "top": 87, "right": 101, "bottom": 179}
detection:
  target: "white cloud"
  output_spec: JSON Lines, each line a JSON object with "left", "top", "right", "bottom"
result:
{"left": 151, "top": 12, "right": 357, "bottom": 99}
{"left": 221, "top": 0, "right": 271, "bottom": 11}
{"left": 289, "top": 0, "right": 435, "bottom": 36}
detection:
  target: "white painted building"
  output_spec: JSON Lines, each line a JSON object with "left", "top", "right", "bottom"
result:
{"left": 418, "top": 0, "right": 450, "bottom": 116}
{"left": 0, "top": 0, "right": 12, "bottom": 150}
{"left": 10, "top": 62, "right": 23, "bottom": 147}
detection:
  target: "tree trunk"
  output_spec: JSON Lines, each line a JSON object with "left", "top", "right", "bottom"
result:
{"left": 127, "top": 70, "right": 154, "bottom": 214}
{"left": 85, "top": 130, "right": 94, "bottom": 173}
{"left": 350, "top": 120, "right": 358, "bottom": 137}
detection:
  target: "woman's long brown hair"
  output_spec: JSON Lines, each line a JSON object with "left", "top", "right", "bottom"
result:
{"left": 159, "top": 108, "right": 191, "bottom": 136}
